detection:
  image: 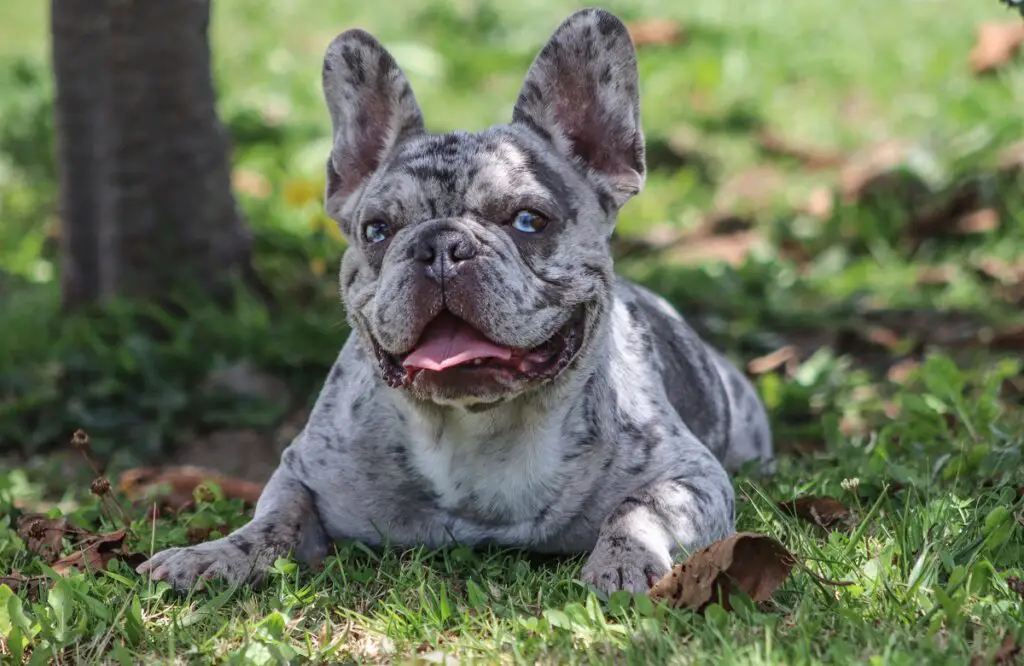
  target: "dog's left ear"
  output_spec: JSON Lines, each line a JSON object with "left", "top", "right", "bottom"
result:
{"left": 512, "top": 9, "right": 645, "bottom": 208}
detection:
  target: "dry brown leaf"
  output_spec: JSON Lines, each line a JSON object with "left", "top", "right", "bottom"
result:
{"left": 954, "top": 208, "right": 1000, "bottom": 235}
{"left": 232, "top": 168, "right": 271, "bottom": 199}
{"left": 982, "top": 323, "right": 1024, "bottom": 350}
{"left": 838, "top": 139, "right": 919, "bottom": 203}
{"left": 626, "top": 19, "right": 684, "bottom": 47}
{"left": 714, "top": 166, "right": 786, "bottom": 214}
{"left": 970, "top": 21, "right": 1024, "bottom": 75}
{"left": 970, "top": 632, "right": 1022, "bottom": 666}
{"left": 916, "top": 265, "right": 958, "bottom": 286}
{"left": 778, "top": 496, "right": 850, "bottom": 530}
{"left": 801, "top": 187, "right": 835, "bottom": 220}
{"left": 1007, "top": 575, "right": 1024, "bottom": 599}
{"left": 118, "top": 465, "right": 264, "bottom": 511}
{"left": 756, "top": 130, "right": 845, "bottom": 170}
{"left": 747, "top": 346, "right": 798, "bottom": 376}
{"left": 887, "top": 358, "right": 920, "bottom": 385}
{"left": 861, "top": 326, "right": 903, "bottom": 351}
{"left": 648, "top": 532, "right": 794, "bottom": 612}
{"left": 51, "top": 529, "right": 144, "bottom": 576}
{"left": 15, "top": 514, "right": 87, "bottom": 564}
{"left": 0, "top": 570, "right": 44, "bottom": 599}
{"left": 665, "top": 231, "right": 760, "bottom": 267}
{"left": 997, "top": 141, "right": 1024, "bottom": 175}
{"left": 976, "top": 257, "right": 1024, "bottom": 284}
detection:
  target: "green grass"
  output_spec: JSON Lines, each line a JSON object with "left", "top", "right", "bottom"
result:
{"left": 1, "top": 0, "right": 1024, "bottom": 663}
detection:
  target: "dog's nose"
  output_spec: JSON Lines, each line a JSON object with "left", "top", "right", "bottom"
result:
{"left": 412, "top": 229, "right": 477, "bottom": 282}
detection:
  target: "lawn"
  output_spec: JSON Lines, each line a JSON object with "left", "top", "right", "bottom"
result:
{"left": 1, "top": 0, "right": 1023, "bottom": 663}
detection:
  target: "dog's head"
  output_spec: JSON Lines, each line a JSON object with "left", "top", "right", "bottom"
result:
{"left": 321, "top": 8, "right": 645, "bottom": 408}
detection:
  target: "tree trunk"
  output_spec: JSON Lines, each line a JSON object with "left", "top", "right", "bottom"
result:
{"left": 51, "top": 0, "right": 254, "bottom": 309}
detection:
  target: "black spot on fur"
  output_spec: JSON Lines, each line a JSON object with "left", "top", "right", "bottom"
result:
{"left": 513, "top": 112, "right": 553, "bottom": 144}
{"left": 670, "top": 477, "right": 712, "bottom": 509}
{"left": 596, "top": 11, "right": 621, "bottom": 37}
{"left": 341, "top": 47, "right": 365, "bottom": 84}
{"left": 231, "top": 536, "right": 253, "bottom": 556}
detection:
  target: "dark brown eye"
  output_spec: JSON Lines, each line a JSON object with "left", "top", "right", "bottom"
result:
{"left": 510, "top": 210, "right": 548, "bottom": 234}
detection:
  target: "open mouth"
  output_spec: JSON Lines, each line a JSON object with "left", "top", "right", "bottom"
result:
{"left": 371, "top": 306, "right": 587, "bottom": 391}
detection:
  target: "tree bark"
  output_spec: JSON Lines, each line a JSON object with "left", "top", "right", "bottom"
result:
{"left": 51, "top": 0, "right": 254, "bottom": 309}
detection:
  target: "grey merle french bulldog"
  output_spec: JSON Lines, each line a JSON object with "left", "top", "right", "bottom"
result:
{"left": 138, "top": 7, "right": 774, "bottom": 595}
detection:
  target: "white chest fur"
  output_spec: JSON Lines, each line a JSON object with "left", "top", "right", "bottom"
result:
{"left": 404, "top": 407, "right": 568, "bottom": 525}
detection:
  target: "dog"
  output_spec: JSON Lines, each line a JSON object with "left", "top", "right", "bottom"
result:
{"left": 137, "top": 7, "right": 774, "bottom": 595}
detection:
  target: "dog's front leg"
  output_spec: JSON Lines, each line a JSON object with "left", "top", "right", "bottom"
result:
{"left": 137, "top": 460, "right": 328, "bottom": 592}
{"left": 580, "top": 452, "right": 734, "bottom": 595}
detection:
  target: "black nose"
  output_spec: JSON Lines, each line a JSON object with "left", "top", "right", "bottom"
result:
{"left": 412, "top": 228, "right": 477, "bottom": 282}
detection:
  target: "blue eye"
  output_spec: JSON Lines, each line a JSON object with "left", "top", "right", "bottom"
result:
{"left": 363, "top": 220, "right": 391, "bottom": 244}
{"left": 511, "top": 210, "right": 549, "bottom": 234}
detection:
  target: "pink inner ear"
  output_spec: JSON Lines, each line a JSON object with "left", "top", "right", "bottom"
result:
{"left": 555, "top": 90, "right": 640, "bottom": 191}
{"left": 333, "top": 95, "right": 394, "bottom": 199}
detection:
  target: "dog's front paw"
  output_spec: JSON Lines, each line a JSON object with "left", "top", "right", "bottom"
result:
{"left": 136, "top": 537, "right": 279, "bottom": 592}
{"left": 580, "top": 536, "right": 672, "bottom": 595}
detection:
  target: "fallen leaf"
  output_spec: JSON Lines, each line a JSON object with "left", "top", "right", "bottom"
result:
{"left": 626, "top": 19, "right": 685, "bottom": 47}
{"left": 800, "top": 187, "right": 835, "bottom": 220}
{"left": 756, "top": 130, "right": 845, "bottom": 170}
{"left": 747, "top": 346, "right": 798, "bottom": 376}
{"left": 997, "top": 141, "right": 1024, "bottom": 175}
{"left": 232, "top": 168, "right": 271, "bottom": 199}
{"left": 665, "top": 230, "right": 761, "bottom": 267}
{"left": 714, "top": 166, "right": 786, "bottom": 214}
{"left": 648, "top": 532, "right": 794, "bottom": 612}
{"left": 1007, "top": 576, "right": 1024, "bottom": 599}
{"left": 860, "top": 326, "right": 902, "bottom": 351}
{"left": 954, "top": 208, "right": 1000, "bottom": 235}
{"left": 0, "top": 570, "right": 44, "bottom": 599}
{"left": 51, "top": 530, "right": 141, "bottom": 576}
{"left": 15, "top": 514, "right": 87, "bottom": 564}
{"left": 838, "top": 140, "right": 933, "bottom": 210}
{"left": 975, "top": 257, "right": 1024, "bottom": 284}
{"left": 916, "top": 265, "right": 958, "bottom": 287}
{"left": 982, "top": 323, "right": 1024, "bottom": 350}
{"left": 778, "top": 496, "right": 850, "bottom": 530}
{"left": 118, "top": 466, "right": 264, "bottom": 511}
{"left": 970, "top": 632, "right": 1021, "bottom": 666}
{"left": 969, "top": 21, "right": 1024, "bottom": 75}
{"left": 887, "top": 358, "right": 920, "bottom": 385}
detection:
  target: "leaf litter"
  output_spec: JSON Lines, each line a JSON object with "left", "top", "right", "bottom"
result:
{"left": 648, "top": 533, "right": 796, "bottom": 611}
{"left": 777, "top": 496, "right": 852, "bottom": 531}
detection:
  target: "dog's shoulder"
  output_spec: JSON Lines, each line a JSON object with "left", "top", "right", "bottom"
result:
{"left": 611, "top": 278, "right": 732, "bottom": 452}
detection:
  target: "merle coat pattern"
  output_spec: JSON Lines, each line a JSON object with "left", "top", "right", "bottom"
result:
{"left": 138, "top": 8, "right": 774, "bottom": 595}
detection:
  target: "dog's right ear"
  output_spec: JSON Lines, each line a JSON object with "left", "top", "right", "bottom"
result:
{"left": 322, "top": 30, "right": 426, "bottom": 234}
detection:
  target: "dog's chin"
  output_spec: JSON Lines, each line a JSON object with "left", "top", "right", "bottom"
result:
{"left": 367, "top": 305, "right": 589, "bottom": 408}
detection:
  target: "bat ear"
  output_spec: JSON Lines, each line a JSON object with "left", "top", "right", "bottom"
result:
{"left": 512, "top": 9, "right": 645, "bottom": 208}
{"left": 322, "top": 29, "right": 425, "bottom": 231}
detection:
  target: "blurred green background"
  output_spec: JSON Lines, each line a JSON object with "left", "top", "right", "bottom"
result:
{"left": 0, "top": 0, "right": 1022, "bottom": 472}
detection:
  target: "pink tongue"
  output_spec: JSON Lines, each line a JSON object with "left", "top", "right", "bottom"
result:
{"left": 403, "top": 316, "right": 514, "bottom": 372}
